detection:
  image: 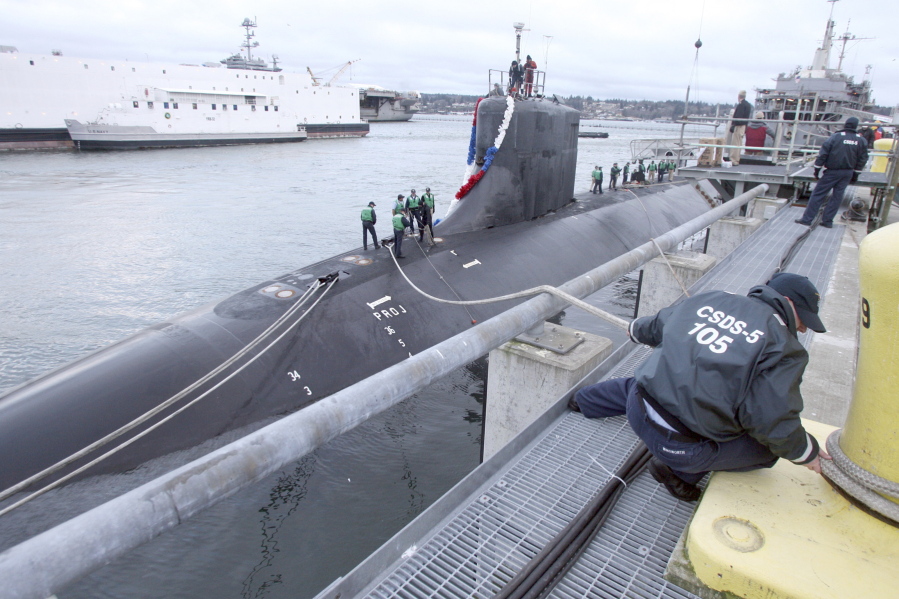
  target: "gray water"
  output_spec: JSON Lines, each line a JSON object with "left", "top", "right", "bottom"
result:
{"left": 0, "top": 115, "right": 698, "bottom": 598}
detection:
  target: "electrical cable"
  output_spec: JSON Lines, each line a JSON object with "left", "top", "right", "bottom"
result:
{"left": 0, "top": 277, "right": 337, "bottom": 516}
{"left": 493, "top": 444, "right": 651, "bottom": 599}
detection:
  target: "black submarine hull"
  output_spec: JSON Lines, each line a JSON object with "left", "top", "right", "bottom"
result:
{"left": 0, "top": 99, "right": 711, "bottom": 491}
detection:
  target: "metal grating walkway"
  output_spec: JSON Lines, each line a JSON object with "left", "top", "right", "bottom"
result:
{"left": 318, "top": 204, "right": 844, "bottom": 599}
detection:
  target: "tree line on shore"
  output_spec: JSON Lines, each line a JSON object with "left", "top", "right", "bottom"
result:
{"left": 419, "top": 93, "right": 892, "bottom": 120}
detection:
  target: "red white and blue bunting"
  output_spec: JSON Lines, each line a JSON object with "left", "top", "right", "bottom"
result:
{"left": 451, "top": 95, "right": 516, "bottom": 207}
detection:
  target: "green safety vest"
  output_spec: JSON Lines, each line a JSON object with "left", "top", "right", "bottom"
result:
{"left": 392, "top": 213, "right": 406, "bottom": 231}
{"left": 592, "top": 169, "right": 602, "bottom": 180}
{"left": 611, "top": 166, "right": 621, "bottom": 176}
{"left": 422, "top": 193, "right": 435, "bottom": 210}
{"left": 361, "top": 206, "right": 374, "bottom": 222}
{"left": 407, "top": 195, "right": 421, "bottom": 209}
{"left": 394, "top": 200, "right": 405, "bottom": 213}
{"left": 649, "top": 163, "right": 657, "bottom": 171}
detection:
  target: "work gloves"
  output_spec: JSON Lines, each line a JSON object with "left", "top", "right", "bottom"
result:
{"left": 813, "top": 167, "right": 821, "bottom": 180}
{"left": 851, "top": 171, "right": 860, "bottom": 184}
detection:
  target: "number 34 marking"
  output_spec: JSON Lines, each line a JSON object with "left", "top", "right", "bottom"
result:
{"left": 287, "top": 370, "right": 312, "bottom": 395}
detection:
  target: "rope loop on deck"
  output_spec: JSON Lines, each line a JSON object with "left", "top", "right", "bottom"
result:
{"left": 821, "top": 429, "right": 899, "bottom": 523}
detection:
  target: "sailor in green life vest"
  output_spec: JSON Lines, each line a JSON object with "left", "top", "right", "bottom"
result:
{"left": 419, "top": 187, "right": 436, "bottom": 242}
{"left": 361, "top": 201, "right": 380, "bottom": 251}
{"left": 622, "top": 162, "right": 629, "bottom": 184}
{"left": 393, "top": 194, "right": 406, "bottom": 215}
{"left": 635, "top": 159, "right": 646, "bottom": 184}
{"left": 591, "top": 166, "right": 603, "bottom": 194}
{"left": 657, "top": 160, "right": 667, "bottom": 183}
{"left": 392, "top": 210, "right": 411, "bottom": 259}
{"left": 405, "top": 189, "right": 422, "bottom": 235}
{"left": 648, "top": 160, "right": 657, "bottom": 183}
{"left": 609, "top": 163, "right": 621, "bottom": 190}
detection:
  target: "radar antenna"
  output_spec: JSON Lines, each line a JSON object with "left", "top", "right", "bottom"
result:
{"left": 835, "top": 20, "right": 873, "bottom": 72}
{"left": 240, "top": 17, "right": 260, "bottom": 64}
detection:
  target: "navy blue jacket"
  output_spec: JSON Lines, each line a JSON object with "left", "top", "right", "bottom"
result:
{"left": 629, "top": 286, "right": 818, "bottom": 464}
{"left": 815, "top": 128, "right": 869, "bottom": 172}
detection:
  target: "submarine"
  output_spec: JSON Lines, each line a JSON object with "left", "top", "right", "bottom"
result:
{"left": 0, "top": 96, "right": 713, "bottom": 495}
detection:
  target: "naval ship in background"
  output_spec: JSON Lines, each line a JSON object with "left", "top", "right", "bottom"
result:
{"left": 754, "top": 7, "right": 890, "bottom": 150}
{"left": 0, "top": 18, "right": 368, "bottom": 150}
{"left": 355, "top": 85, "right": 421, "bottom": 121}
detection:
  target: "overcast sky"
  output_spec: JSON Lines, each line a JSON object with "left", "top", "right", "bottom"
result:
{"left": 4, "top": 0, "right": 897, "bottom": 108}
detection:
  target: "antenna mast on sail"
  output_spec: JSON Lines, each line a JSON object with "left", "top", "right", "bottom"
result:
{"left": 513, "top": 22, "right": 527, "bottom": 64}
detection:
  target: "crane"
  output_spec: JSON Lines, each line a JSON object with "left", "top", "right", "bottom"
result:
{"left": 306, "top": 67, "right": 323, "bottom": 86}
{"left": 326, "top": 59, "right": 360, "bottom": 86}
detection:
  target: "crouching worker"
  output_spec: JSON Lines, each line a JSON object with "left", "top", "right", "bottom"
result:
{"left": 571, "top": 273, "right": 831, "bottom": 501}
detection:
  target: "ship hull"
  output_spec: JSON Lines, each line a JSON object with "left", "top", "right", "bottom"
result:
{"left": 0, "top": 50, "right": 367, "bottom": 149}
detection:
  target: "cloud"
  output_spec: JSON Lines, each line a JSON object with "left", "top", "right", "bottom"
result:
{"left": 3, "top": 0, "right": 897, "bottom": 105}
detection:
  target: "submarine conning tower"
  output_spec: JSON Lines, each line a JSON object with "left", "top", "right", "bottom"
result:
{"left": 437, "top": 97, "right": 580, "bottom": 235}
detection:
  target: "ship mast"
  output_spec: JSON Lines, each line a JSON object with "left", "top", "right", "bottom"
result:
{"left": 810, "top": 0, "right": 837, "bottom": 71}
{"left": 513, "top": 22, "right": 526, "bottom": 64}
{"left": 240, "top": 17, "right": 260, "bottom": 64}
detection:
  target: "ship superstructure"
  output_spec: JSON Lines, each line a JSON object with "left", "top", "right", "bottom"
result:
{"left": 754, "top": 6, "right": 886, "bottom": 148}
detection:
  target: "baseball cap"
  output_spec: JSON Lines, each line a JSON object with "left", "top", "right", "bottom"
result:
{"left": 368, "top": 201, "right": 376, "bottom": 206}
{"left": 844, "top": 117, "right": 859, "bottom": 130}
{"left": 766, "top": 273, "right": 826, "bottom": 333}
{"left": 397, "top": 194, "right": 404, "bottom": 199}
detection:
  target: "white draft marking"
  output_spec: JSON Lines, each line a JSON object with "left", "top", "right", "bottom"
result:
{"left": 463, "top": 259, "right": 481, "bottom": 269}
{"left": 367, "top": 295, "right": 392, "bottom": 309}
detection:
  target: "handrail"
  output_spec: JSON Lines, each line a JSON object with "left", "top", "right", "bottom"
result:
{"left": 0, "top": 184, "right": 769, "bottom": 599}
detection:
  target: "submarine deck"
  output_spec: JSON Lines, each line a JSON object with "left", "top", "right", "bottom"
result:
{"left": 315, "top": 202, "right": 885, "bottom": 599}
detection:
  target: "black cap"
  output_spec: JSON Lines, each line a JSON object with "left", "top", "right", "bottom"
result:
{"left": 766, "top": 273, "right": 826, "bottom": 333}
{"left": 411, "top": 189, "right": 416, "bottom": 193}
{"left": 397, "top": 194, "right": 404, "bottom": 199}
{"left": 369, "top": 201, "right": 376, "bottom": 206}
{"left": 425, "top": 187, "right": 430, "bottom": 191}
{"left": 844, "top": 117, "right": 859, "bottom": 131}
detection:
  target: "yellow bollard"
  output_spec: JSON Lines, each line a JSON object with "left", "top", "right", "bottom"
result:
{"left": 871, "top": 138, "right": 896, "bottom": 173}
{"left": 840, "top": 221, "right": 899, "bottom": 495}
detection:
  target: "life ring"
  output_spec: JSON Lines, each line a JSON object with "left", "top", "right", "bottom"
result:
{"left": 164, "top": 112, "right": 171, "bottom": 119}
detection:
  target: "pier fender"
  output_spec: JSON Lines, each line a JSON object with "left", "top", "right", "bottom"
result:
{"left": 841, "top": 221, "right": 899, "bottom": 493}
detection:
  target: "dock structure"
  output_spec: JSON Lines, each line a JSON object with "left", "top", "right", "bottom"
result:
{"left": 316, "top": 205, "right": 899, "bottom": 598}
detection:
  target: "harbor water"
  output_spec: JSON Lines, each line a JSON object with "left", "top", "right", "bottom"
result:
{"left": 0, "top": 115, "right": 700, "bottom": 598}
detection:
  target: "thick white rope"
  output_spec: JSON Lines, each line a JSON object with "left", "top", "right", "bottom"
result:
{"left": 821, "top": 429, "right": 899, "bottom": 523}
{"left": 386, "top": 243, "right": 629, "bottom": 331}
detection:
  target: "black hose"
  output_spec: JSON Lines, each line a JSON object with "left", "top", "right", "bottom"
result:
{"left": 525, "top": 451, "right": 653, "bottom": 599}
{"left": 493, "top": 443, "right": 651, "bottom": 599}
